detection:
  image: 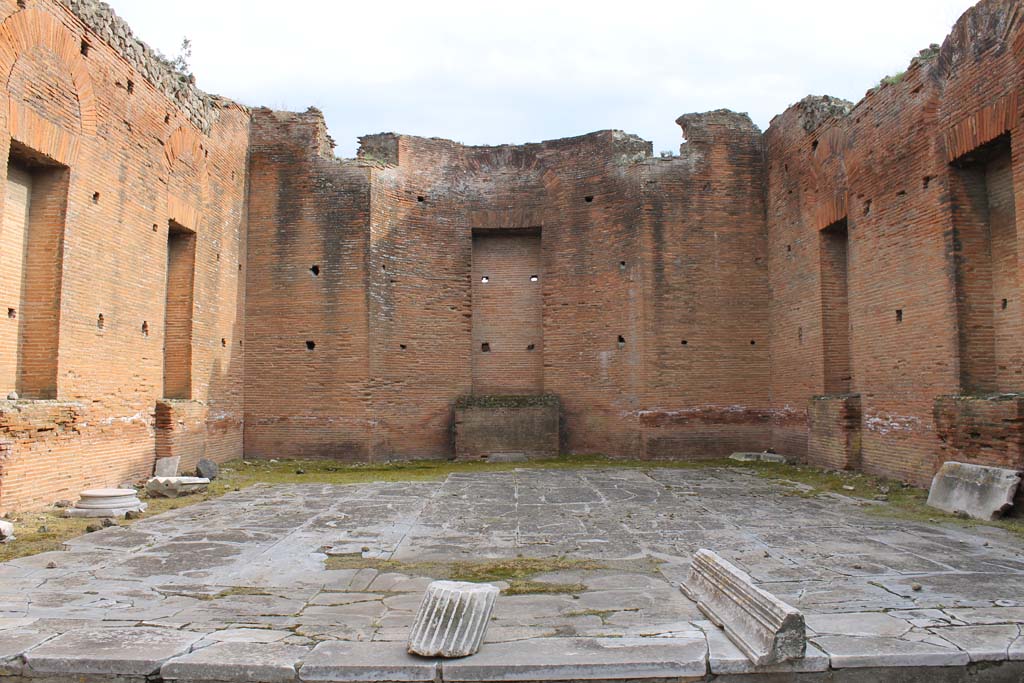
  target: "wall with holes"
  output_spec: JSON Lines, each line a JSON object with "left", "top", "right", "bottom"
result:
{"left": 765, "top": 0, "right": 1024, "bottom": 485}
{"left": 0, "top": 0, "right": 249, "bottom": 512}
{"left": 246, "top": 117, "right": 773, "bottom": 460}
{"left": 5, "top": 0, "right": 1024, "bottom": 507}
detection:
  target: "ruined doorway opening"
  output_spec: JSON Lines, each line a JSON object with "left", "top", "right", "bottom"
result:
{"left": 163, "top": 220, "right": 196, "bottom": 399}
{"left": 951, "top": 134, "right": 1020, "bottom": 393}
{"left": 820, "top": 217, "right": 851, "bottom": 394}
{"left": 1, "top": 142, "right": 69, "bottom": 399}
{"left": 471, "top": 228, "right": 543, "bottom": 395}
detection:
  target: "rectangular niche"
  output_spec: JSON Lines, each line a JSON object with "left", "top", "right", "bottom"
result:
{"left": 0, "top": 142, "right": 69, "bottom": 399}
{"left": 951, "top": 134, "right": 1020, "bottom": 394}
{"left": 471, "top": 228, "right": 543, "bottom": 395}
{"left": 819, "top": 217, "right": 851, "bottom": 395}
{"left": 164, "top": 220, "right": 196, "bottom": 400}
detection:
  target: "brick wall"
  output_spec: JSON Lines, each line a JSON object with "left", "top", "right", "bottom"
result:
{"left": 5, "top": 0, "right": 1024, "bottom": 509}
{"left": 471, "top": 229, "right": 544, "bottom": 395}
{"left": 0, "top": 0, "right": 248, "bottom": 512}
{"left": 245, "top": 117, "right": 775, "bottom": 461}
{"left": 765, "top": 0, "right": 1024, "bottom": 485}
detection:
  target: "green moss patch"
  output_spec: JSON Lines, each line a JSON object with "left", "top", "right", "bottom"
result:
{"left": 455, "top": 394, "right": 560, "bottom": 410}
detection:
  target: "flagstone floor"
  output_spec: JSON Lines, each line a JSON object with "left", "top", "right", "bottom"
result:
{"left": 1, "top": 467, "right": 1023, "bottom": 680}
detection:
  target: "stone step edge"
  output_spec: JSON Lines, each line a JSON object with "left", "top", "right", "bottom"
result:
{"left": 4, "top": 631, "right": 1024, "bottom": 680}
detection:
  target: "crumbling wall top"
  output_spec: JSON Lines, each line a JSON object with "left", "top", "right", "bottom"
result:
{"left": 676, "top": 110, "right": 761, "bottom": 146}
{"left": 792, "top": 95, "right": 853, "bottom": 134}
{"left": 58, "top": 0, "right": 224, "bottom": 133}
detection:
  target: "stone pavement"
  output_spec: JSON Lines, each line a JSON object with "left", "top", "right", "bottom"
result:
{"left": 0, "top": 467, "right": 1023, "bottom": 681}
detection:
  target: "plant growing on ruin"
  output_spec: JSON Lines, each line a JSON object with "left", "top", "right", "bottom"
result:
{"left": 155, "top": 37, "right": 192, "bottom": 75}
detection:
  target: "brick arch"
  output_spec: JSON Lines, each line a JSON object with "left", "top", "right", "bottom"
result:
{"left": 0, "top": 8, "right": 97, "bottom": 135}
{"left": 164, "top": 124, "right": 209, "bottom": 230}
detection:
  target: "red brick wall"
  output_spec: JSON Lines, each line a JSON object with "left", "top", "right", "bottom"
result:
{"left": 766, "top": 0, "right": 1024, "bottom": 485}
{"left": 0, "top": 0, "right": 248, "bottom": 512}
{"left": 6, "top": 0, "right": 1024, "bottom": 509}
{"left": 244, "top": 109, "right": 373, "bottom": 461}
{"left": 454, "top": 398, "right": 560, "bottom": 460}
{"left": 246, "top": 116, "right": 774, "bottom": 461}
{"left": 471, "top": 229, "right": 543, "bottom": 395}
{"left": 808, "top": 394, "right": 862, "bottom": 471}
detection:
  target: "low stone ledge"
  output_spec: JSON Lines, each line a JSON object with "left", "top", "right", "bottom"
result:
{"left": 440, "top": 637, "right": 708, "bottom": 681}
{"left": 298, "top": 641, "right": 439, "bottom": 682}
{"left": 453, "top": 395, "right": 560, "bottom": 461}
{"left": 23, "top": 626, "right": 205, "bottom": 677}
{"left": 927, "top": 461, "right": 1021, "bottom": 520}
{"left": 0, "top": 629, "right": 57, "bottom": 676}
{"left": 697, "top": 620, "right": 829, "bottom": 675}
{"left": 162, "top": 641, "right": 310, "bottom": 682}
{"left": 729, "top": 452, "right": 788, "bottom": 464}
{"left": 812, "top": 634, "right": 970, "bottom": 668}
{"left": 682, "top": 549, "right": 805, "bottom": 666}
{"left": 926, "top": 624, "right": 1023, "bottom": 663}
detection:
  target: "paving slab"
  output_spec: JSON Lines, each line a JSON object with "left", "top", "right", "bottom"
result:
{"left": 812, "top": 634, "right": 970, "bottom": 668}
{"left": 805, "top": 612, "right": 912, "bottom": 637}
{"left": 299, "top": 640, "right": 439, "bottom": 681}
{"left": 24, "top": 626, "right": 206, "bottom": 676}
{"left": 927, "top": 624, "right": 1021, "bottom": 662}
{"left": 162, "top": 641, "right": 310, "bottom": 682}
{"left": 441, "top": 637, "right": 708, "bottom": 681}
{"left": 0, "top": 468, "right": 1022, "bottom": 678}
{"left": 0, "top": 628, "right": 57, "bottom": 675}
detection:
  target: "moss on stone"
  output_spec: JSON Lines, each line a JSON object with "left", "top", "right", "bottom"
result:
{"left": 454, "top": 394, "right": 560, "bottom": 410}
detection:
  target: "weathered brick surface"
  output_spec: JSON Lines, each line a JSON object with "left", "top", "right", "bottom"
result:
{"left": 766, "top": 0, "right": 1024, "bottom": 485}
{"left": 807, "top": 395, "right": 862, "bottom": 471}
{"left": 0, "top": 0, "right": 247, "bottom": 512}
{"left": 4, "top": 0, "right": 1024, "bottom": 509}
{"left": 245, "top": 115, "right": 772, "bottom": 461}
{"left": 454, "top": 398, "right": 560, "bottom": 460}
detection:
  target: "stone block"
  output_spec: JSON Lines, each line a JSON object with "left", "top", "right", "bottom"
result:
{"left": 453, "top": 395, "right": 559, "bottom": 460}
{"left": 64, "top": 488, "right": 147, "bottom": 518}
{"left": 24, "top": 626, "right": 204, "bottom": 676}
{"left": 926, "top": 461, "right": 1021, "bottom": 520}
{"left": 146, "top": 476, "right": 210, "bottom": 498}
{"left": 441, "top": 636, "right": 708, "bottom": 681}
{"left": 299, "top": 641, "right": 439, "bottom": 682}
{"left": 682, "top": 548, "right": 805, "bottom": 666}
{"left": 154, "top": 456, "right": 181, "bottom": 477}
{"left": 408, "top": 580, "right": 499, "bottom": 658}
{"left": 162, "top": 641, "right": 309, "bottom": 682}
{"left": 729, "top": 452, "right": 788, "bottom": 463}
{"left": 196, "top": 458, "right": 220, "bottom": 479}
{"left": 0, "top": 520, "right": 14, "bottom": 543}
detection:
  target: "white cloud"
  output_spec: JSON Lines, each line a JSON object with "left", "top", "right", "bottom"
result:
{"left": 110, "top": 0, "right": 975, "bottom": 156}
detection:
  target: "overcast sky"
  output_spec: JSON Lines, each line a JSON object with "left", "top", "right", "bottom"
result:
{"left": 110, "top": 0, "right": 975, "bottom": 158}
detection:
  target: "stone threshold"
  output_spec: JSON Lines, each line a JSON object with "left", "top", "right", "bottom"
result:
{"left": 2, "top": 627, "right": 1024, "bottom": 682}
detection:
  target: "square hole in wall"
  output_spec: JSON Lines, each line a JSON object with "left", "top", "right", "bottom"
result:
{"left": 896, "top": 309, "right": 904, "bottom": 323}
